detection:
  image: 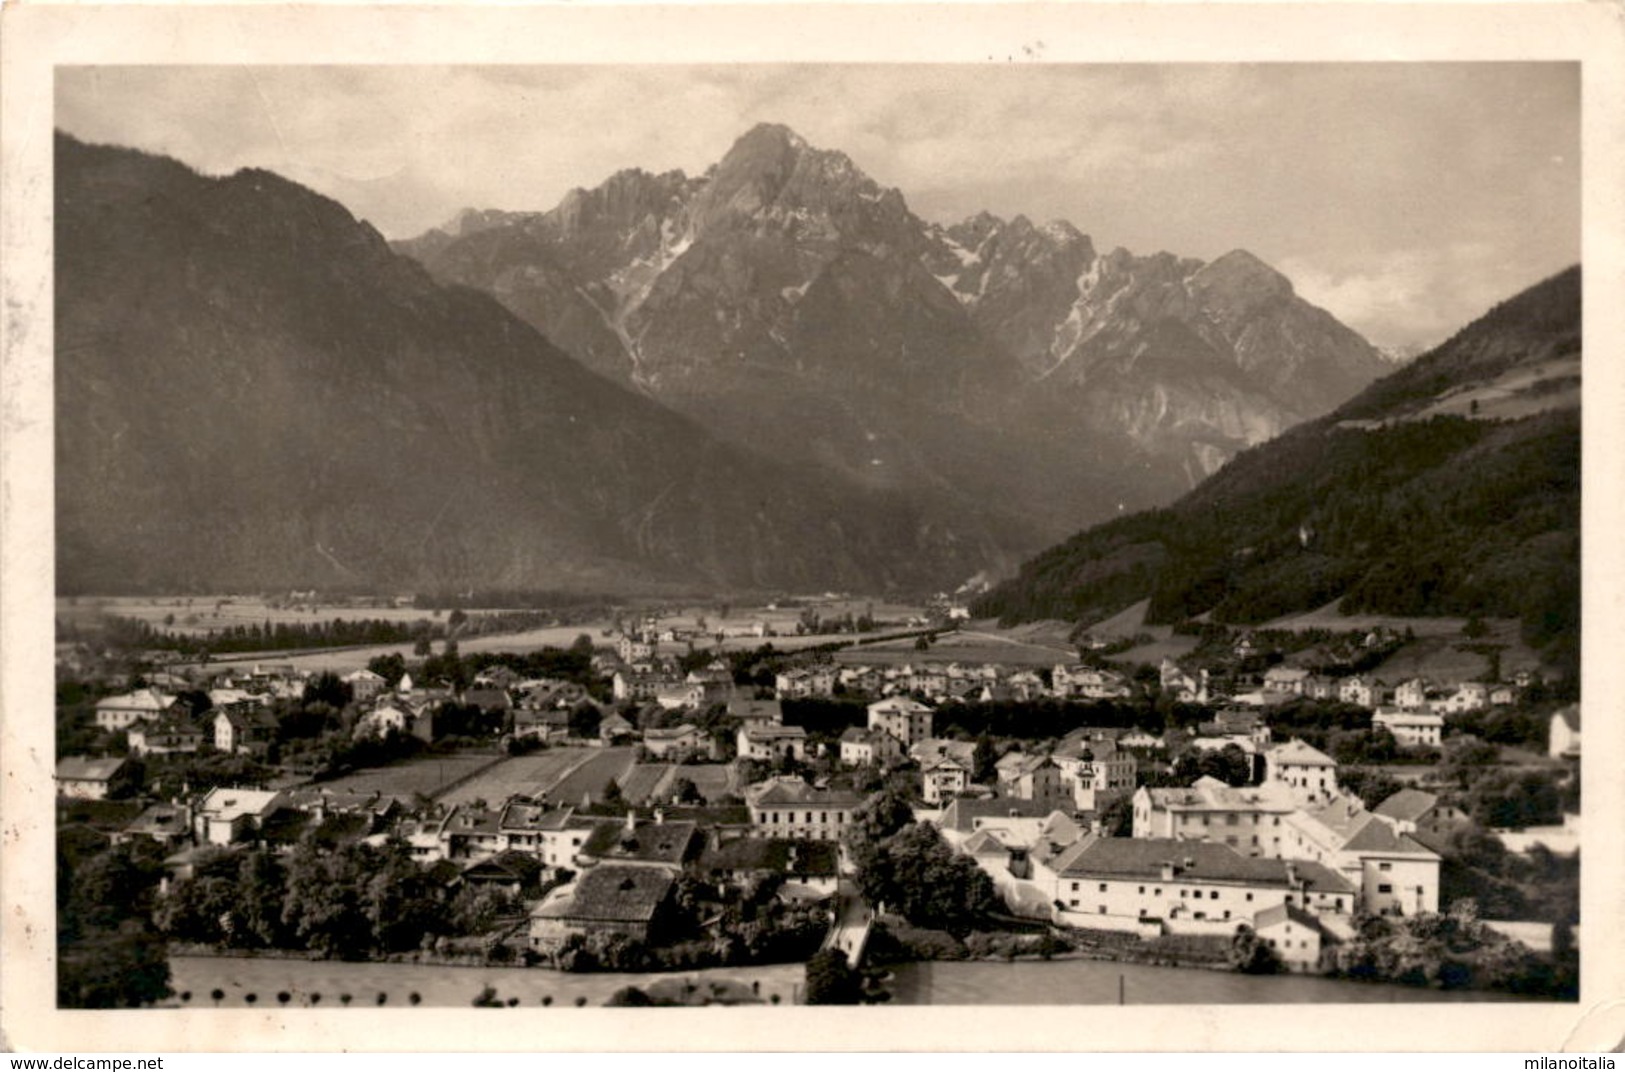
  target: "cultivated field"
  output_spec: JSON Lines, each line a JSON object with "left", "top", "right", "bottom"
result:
{"left": 618, "top": 763, "right": 675, "bottom": 805}
{"left": 56, "top": 595, "right": 504, "bottom": 636}
{"left": 546, "top": 747, "right": 638, "bottom": 805}
{"left": 836, "top": 626, "right": 1074, "bottom": 668}
{"left": 434, "top": 748, "right": 602, "bottom": 808}
{"left": 310, "top": 751, "right": 504, "bottom": 803}
{"left": 676, "top": 763, "right": 735, "bottom": 803}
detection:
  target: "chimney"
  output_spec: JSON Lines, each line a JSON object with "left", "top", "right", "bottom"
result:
{"left": 625, "top": 809, "right": 637, "bottom": 834}
{"left": 1161, "top": 861, "right": 1176, "bottom": 881}
{"left": 654, "top": 807, "right": 665, "bottom": 825}
{"left": 1285, "top": 861, "right": 1299, "bottom": 888}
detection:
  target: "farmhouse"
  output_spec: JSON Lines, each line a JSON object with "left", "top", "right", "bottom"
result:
{"left": 529, "top": 865, "right": 677, "bottom": 950}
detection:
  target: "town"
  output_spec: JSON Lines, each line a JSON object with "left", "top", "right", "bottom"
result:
{"left": 54, "top": 602, "right": 1580, "bottom": 1007}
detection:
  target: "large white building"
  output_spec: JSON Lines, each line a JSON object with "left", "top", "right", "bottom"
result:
{"left": 1132, "top": 777, "right": 1299, "bottom": 858}
{"left": 1045, "top": 837, "right": 1357, "bottom": 936}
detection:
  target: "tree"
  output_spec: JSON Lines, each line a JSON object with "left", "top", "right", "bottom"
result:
{"left": 1097, "top": 794, "right": 1135, "bottom": 837}
{"left": 671, "top": 776, "right": 704, "bottom": 805}
{"left": 1228, "top": 924, "right": 1281, "bottom": 975}
{"left": 602, "top": 778, "right": 624, "bottom": 806}
{"left": 605, "top": 986, "right": 655, "bottom": 1007}
{"left": 853, "top": 822, "right": 998, "bottom": 931}
{"left": 567, "top": 702, "right": 602, "bottom": 740}
{"left": 413, "top": 636, "right": 433, "bottom": 657}
{"left": 804, "top": 949, "right": 862, "bottom": 1005}
{"left": 972, "top": 734, "right": 999, "bottom": 785}
{"left": 57, "top": 921, "right": 171, "bottom": 1008}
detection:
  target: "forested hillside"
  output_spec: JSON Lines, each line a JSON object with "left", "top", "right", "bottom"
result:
{"left": 974, "top": 267, "right": 1580, "bottom": 674}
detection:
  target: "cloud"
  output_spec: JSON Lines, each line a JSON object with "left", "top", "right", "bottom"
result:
{"left": 55, "top": 63, "right": 1578, "bottom": 349}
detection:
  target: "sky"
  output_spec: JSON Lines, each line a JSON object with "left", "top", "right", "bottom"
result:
{"left": 56, "top": 64, "right": 1579, "bottom": 351}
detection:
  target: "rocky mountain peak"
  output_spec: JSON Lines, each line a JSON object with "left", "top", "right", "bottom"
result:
{"left": 1191, "top": 249, "right": 1295, "bottom": 306}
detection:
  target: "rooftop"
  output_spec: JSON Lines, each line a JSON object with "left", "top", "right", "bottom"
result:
{"left": 1267, "top": 739, "right": 1337, "bottom": 767}
{"left": 1054, "top": 838, "right": 1356, "bottom": 893}
{"left": 1372, "top": 789, "right": 1440, "bottom": 824}
{"left": 533, "top": 864, "right": 675, "bottom": 924}
{"left": 56, "top": 755, "right": 129, "bottom": 782}
{"left": 580, "top": 818, "right": 700, "bottom": 866}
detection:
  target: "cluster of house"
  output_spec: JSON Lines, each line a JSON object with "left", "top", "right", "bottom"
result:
{"left": 776, "top": 660, "right": 1134, "bottom": 704}
{"left": 1160, "top": 660, "right": 1571, "bottom": 754}
{"left": 939, "top": 737, "right": 1448, "bottom": 971}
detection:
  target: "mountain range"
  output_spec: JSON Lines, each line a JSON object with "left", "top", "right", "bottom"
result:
{"left": 973, "top": 265, "right": 1581, "bottom": 669}
{"left": 56, "top": 124, "right": 1400, "bottom": 595}
{"left": 396, "top": 123, "right": 1390, "bottom": 541}
{"left": 54, "top": 133, "right": 1013, "bottom": 595}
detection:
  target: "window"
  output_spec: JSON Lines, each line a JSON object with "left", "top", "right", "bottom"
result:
{"left": 1223, "top": 910, "right": 1231, "bottom": 920}
{"left": 1378, "top": 862, "right": 1392, "bottom": 872}
{"left": 1226, "top": 814, "right": 1238, "bottom": 826}
{"left": 1180, "top": 890, "right": 1187, "bottom": 899}
{"left": 1210, "top": 890, "right": 1219, "bottom": 899}
{"left": 1098, "top": 883, "right": 1108, "bottom": 893}
{"left": 1099, "top": 906, "right": 1107, "bottom": 914}
{"left": 1138, "top": 886, "right": 1146, "bottom": 894}
{"left": 1245, "top": 892, "right": 1253, "bottom": 902}
{"left": 1378, "top": 883, "right": 1393, "bottom": 894}
{"left": 1069, "top": 899, "right": 1078, "bottom": 908}
{"left": 1154, "top": 888, "right": 1161, "bottom": 896}
{"left": 1071, "top": 882, "right": 1079, "bottom": 893}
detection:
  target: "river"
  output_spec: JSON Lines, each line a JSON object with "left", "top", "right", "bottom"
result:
{"left": 172, "top": 954, "right": 1542, "bottom": 1008}
{"left": 885, "top": 957, "right": 1540, "bottom": 1005}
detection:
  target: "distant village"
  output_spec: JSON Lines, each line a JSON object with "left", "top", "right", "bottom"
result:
{"left": 55, "top": 609, "right": 1580, "bottom": 1004}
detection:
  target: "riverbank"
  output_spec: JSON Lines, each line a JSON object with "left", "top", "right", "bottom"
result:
{"left": 167, "top": 954, "right": 806, "bottom": 1009}
{"left": 886, "top": 956, "right": 1540, "bottom": 1005}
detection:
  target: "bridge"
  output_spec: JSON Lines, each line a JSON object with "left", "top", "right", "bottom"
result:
{"left": 821, "top": 880, "right": 876, "bottom": 967}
